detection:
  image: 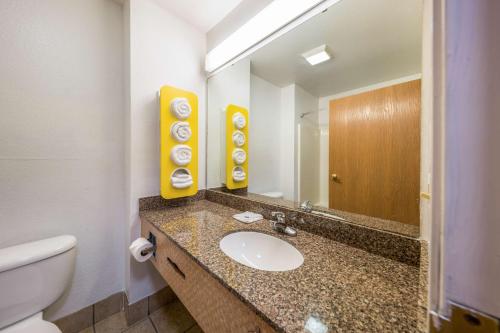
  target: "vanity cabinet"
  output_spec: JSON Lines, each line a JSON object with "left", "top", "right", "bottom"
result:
{"left": 142, "top": 221, "right": 277, "bottom": 333}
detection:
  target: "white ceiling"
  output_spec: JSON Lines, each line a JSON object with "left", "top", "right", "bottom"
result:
{"left": 152, "top": 0, "right": 244, "bottom": 32}
{"left": 249, "top": 0, "right": 423, "bottom": 97}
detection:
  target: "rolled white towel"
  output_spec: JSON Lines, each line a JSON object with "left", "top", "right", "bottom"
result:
{"left": 170, "top": 121, "right": 191, "bottom": 143}
{"left": 232, "top": 166, "right": 246, "bottom": 182}
{"left": 232, "top": 112, "right": 246, "bottom": 129}
{"left": 170, "top": 145, "right": 192, "bottom": 166}
{"left": 232, "top": 148, "right": 246, "bottom": 164}
{"left": 232, "top": 130, "right": 245, "bottom": 147}
{"left": 171, "top": 168, "right": 193, "bottom": 189}
{"left": 170, "top": 97, "right": 192, "bottom": 120}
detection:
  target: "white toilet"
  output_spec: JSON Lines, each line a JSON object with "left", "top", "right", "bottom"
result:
{"left": 0, "top": 235, "right": 77, "bottom": 333}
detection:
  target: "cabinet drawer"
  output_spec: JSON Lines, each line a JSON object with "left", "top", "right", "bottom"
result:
{"left": 142, "top": 221, "right": 276, "bottom": 333}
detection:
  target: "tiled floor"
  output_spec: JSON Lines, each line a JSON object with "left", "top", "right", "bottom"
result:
{"left": 78, "top": 300, "right": 203, "bottom": 333}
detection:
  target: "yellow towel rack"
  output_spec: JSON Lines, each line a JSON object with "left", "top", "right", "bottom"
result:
{"left": 225, "top": 104, "right": 248, "bottom": 189}
{"left": 160, "top": 85, "right": 198, "bottom": 199}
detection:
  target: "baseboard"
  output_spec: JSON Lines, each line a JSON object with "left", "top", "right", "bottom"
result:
{"left": 53, "top": 286, "right": 177, "bottom": 333}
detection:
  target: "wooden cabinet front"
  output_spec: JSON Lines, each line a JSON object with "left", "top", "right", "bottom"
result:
{"left": 142, "top": 221, "right": 277, "bottom": 333}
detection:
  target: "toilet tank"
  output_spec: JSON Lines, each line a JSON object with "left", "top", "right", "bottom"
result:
{"left": 0, "top": 235, "right": 77, "bottom": 329}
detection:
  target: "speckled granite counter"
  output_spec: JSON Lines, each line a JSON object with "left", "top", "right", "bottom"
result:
{"left": 140, "top": 200, "right": 424, "bottom": 333}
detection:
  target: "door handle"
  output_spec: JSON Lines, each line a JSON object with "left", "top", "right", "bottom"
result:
{"left": 331, "top": 173, "right": 339, "bottom": 181}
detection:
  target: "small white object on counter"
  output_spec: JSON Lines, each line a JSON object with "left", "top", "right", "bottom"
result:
{"left": 232, "top": 211, "right": 263, "bottom": 224}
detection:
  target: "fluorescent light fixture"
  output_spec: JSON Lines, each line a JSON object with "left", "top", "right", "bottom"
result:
{"left": 302, "top": 45, "right": 331, "bottom": 65}
{"left": 205, "top": 0, "right": 342, "bottom": 73}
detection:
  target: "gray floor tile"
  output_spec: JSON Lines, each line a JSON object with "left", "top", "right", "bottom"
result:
{"left": 94, "top": 312, "right": 129, "bottom": 333}
{"left": 95, "top": 293, "right": 124, "bottom": 323}
{"left": 149, "top": 301, "right": 195, "bottom": 333}
{"left": 124, "top": 318, "right": 156, "bottom": 333}
{"left": 148, "top": 287, "right": 177, "bottom": 314}
{"left": 125, "top": 297, "right": 148, "bottom": 326}
{"left": 54, "top": 305, "right": 93, "bottom": 333}
{"left": 77, "top": 327, "right": 95, "bottom": 333}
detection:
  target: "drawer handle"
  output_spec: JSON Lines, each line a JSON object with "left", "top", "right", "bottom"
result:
{"left": 167, "top": 257, "right": 185, "bottom": 279}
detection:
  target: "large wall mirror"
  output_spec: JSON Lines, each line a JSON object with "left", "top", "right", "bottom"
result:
{"left": 206, "top": 0, "right": 424, "bottom": 237}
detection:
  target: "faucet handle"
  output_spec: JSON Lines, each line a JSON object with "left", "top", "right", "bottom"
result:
{"left": 300, "top": 200, "right": 313, "bottom": 212}
{"left": 270, "top": 211, "right": 285, "bottom": 220}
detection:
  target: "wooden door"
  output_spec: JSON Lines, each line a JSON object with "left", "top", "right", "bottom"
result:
{"left": 329, "top": 80, "right": 421, "bottom": 225}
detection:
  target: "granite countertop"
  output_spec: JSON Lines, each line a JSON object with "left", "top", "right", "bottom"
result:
{"left": 140, "top": 200, "right": 423, "bottom": 333}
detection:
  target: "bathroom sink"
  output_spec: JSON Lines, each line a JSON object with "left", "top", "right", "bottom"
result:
{"left": 219, "top": 231, "right": 303, "bottom": 271}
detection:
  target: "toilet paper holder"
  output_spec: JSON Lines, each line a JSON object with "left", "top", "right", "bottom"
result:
{"left": 141, "top": 232, "right": 157, "bottom": 258}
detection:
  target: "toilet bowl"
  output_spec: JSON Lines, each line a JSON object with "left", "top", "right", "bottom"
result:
{"left": 0, "top": 235, "right": 77, "bottom": 333}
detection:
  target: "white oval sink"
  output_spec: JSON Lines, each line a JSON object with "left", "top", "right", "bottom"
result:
{"left": 219, "top": 231, "right": 303, "bottom": 271}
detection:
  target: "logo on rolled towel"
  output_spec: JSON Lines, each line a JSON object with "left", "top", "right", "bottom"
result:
{"left": 232, "top": 130, "right": 245, "bottom": 147}
{"left": 170, "top": 121, "right": 191, "bottom": 143}
{"left": 170, "top": 97, "right": 192, "bottom": 120}
{"left": 170, "top": 145, "right": 192, "bottom": 166}
{"left": 232, "top": 112, "right": 246, "bottom": 129}
{"left": 232, "top": 148, "right": 246, "bottom": 165}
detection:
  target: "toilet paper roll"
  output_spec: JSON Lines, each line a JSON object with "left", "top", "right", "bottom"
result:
{"left": 129, "top": 237, "right": 153, "bottom": 262}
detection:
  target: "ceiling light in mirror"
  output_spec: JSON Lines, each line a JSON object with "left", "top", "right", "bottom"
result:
{"left": 302, "top": 45, "right": 331, "bottom": 65}
{"left": 205, "top": 0, "right": 342, "bottom": 73}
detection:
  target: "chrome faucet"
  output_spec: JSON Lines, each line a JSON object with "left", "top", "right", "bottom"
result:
{"left": 270, "top": 212, "right": 297, "bottom": 236}
{"left": 299, "top": 200, "right": 313, "bottom": 213}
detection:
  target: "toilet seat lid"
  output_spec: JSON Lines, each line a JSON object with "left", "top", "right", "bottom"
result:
{"left": 0, "top": 235, "right": 76, "bottom": 273}
{"left": 1, "top": 313, "right": 61, "bottom": 333}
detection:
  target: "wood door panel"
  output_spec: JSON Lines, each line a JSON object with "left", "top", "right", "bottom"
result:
{"left": 329, "top": 80, "right": 421, "bottom": 225}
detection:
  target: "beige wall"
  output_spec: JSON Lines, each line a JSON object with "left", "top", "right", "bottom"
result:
{"left": 125, "top": 0, "right": 206, "bottom": 304}
{"left": 0, "top": 0, "right": 125, "bottom": 320}
{"left": 206, "top": 59, "right": 250, "bottom": 188}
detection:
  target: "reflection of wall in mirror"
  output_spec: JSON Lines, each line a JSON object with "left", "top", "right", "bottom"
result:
{"left": 249, "top": 77, "right": 320, "bottom": 202}
{"left": 207, "top": 59, "right": 250, "bottom": 188}
{"left": 295, "top": 85, "right": 320, "bottom": 205}
{"left": 249, "top": 77, "right": 321, "bottom": 203}
{"left": 249, "top": 74, "right": 281, "bottom": 195}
